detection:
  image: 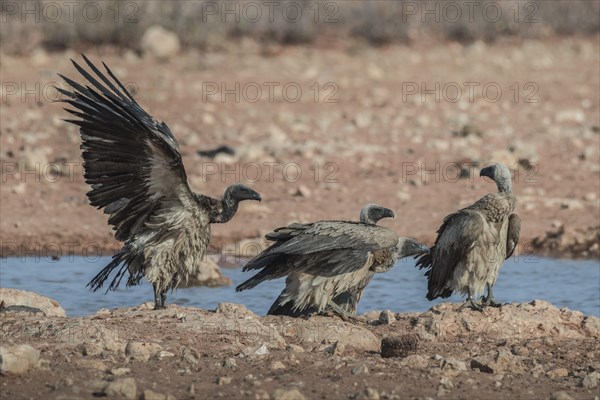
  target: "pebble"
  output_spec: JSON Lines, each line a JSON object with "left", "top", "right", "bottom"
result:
{"left": 0, "top": 344, "right": 40, "bottom": 374}
{"left": 273, "top": 388, "right": 307, "bottom": 400}
{"left": 223, "top": 357, "right": 237, "bottom": 368}
{"left": 550, "top": 391, "right": 574, "bottom": 400}
{"left": 217, "top": 376, "right": 232, "bottom": 385}
{"left": 354, "top": 388, "right": 380, "bottom": 400}
{"left": 103, "top": 378, "right": 137, "bottom": 400}
{"left": 381, "top": 335, "right": 419, "bottom": 358}
{"left": 351, "top": 364, "right": 369, "bottom": 375}
{"left": 581, "top": 371, "right": 599, "bottom": 388}
{"left": 125, "top": 341, "right": 162, "bottom": 361}
{"left": 378, "top": 310, "right": 396, "bottom": 325}
{"left": 270, "top": 361, "right": 286, "bottom": 371}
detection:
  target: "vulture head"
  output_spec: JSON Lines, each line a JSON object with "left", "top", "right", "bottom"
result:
{"left": 214, "top": 183, "right": 262, "bottom": 223}
{"left": 398, "top": 238, "right": 430, "bottom": 258}
{"left": 225, "top": 183, "right": 262, "bottom": 203}
{"left": 480, "top": 163, "right": 512, "bottom": 193}
{"left": 360, "top": 204, "right": 395, "bottom": 225}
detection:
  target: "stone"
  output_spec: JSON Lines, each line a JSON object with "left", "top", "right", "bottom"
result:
{"left": 141, "top": 25, "right": 181, "bottom": 60}
{"left": 142, "top": 389, "right": 171, "bottom": 400}
{"left": 354, "top": 388, "right": 380, "bottom": 400}
{"left": 0, "top": 344, "right": 40, "bottom": 374}
{"left": 75, "top": 342, "right": 103, "bottom": 357}
{"left": 381, "top": 335, "right": 419, "bottom": 358}
{"left": 270, "top": 361, "right": 286, "bottom": 371}
{"left": 581, "top": 371, "right": 599, "bottom": 388}
{"left": 549, "top": 391, "right": 574, "bottom": 400}
{"left": 179, "top": 258, "right": 232, "bottom": 287}
{"left": 223, "top": 357, "right": 237, "bottom": 368}
{"left": 351, "top": 363, "right": 369, "bottom": 375}
{"left": 104, "top": 378, "right": 137, "bottom": 400}
{"left": 399, "top": 355, "right": 428, "bottom": 369}
{"left": 378, "top": 310, "right": 396, "bottom": 325}
{"left": 273, "top": 388, "right": 306, "bottom": 400}
{"left": 441, "top": 358, "right": 467, "bottom": 375}
{"left": 110, "top": 367, "right": 131, "bottom": 376}
{"left": 217, "top": 376, "right": 232, "bottom": 385}
{"left": 546, "top": 368, "right": 569, "bottom": 378}
{"left": 125, "top": 341, "right": 162, "bottom": 361}
{"left": 470, "top": 348, "right": 524, "bottom": 374}
{"left": 0, "top": 288, "right": 66, "bottom": 317}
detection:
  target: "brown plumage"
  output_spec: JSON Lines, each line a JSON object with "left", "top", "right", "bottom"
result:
{"left": 58, "top": 55, "right": 261, "bottom": 309}
{"left": 236, "top": 204, "right": 429, "bottom": 318}
{"left": 417, "top": 163, "right": 521, "bottom": 310}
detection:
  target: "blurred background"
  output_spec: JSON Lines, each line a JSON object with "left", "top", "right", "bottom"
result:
{"left": 0, "top": 1, "right": 598, "bottom": 314}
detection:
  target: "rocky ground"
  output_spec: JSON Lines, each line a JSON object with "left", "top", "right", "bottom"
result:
{"left": 1, "top": 37, "right": 599, "bottom": 266}
{"left": 1, "top": 290, "right": 599, "bottom": 400}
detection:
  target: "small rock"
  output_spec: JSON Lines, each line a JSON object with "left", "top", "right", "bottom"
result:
{"left": 273, "top": 388, "right": 306, "bottom": 400}
{"left": 324, "top": 341, "right": 345, "bottom": 355}
{"left": 270, "top": 361, "right": 286, "bottom": 371}
{"left": 378, "top": 310, "right": 396, "bottom": 325}
{"left": 143, "top": 389, "right": 171, "bottom": 400}
{"left": 290, "top": 185, "right": 311, "bottom": 198}
{"left": 217, "top": 376, "right": 232, "bottom": 386}
{"left": 125, "top": 341, "right": 162, "bottom": 361}
{"left": 351, "top": 364, "right": 369, "bottom": 375}
{"left": 581, "top": 371, "right": 599, "bottom": 388}
{"left": 104, "top": 378, "right": 137, "bottom": 400}
{"left": 547, "top": 368, "right": 569, "bottom": 378}
{"left": 223, "top": 357, "right": 237, "bottom": 368}
{"left": 354, "top": 388, "right": 380, "bottom": 400}
{"left": 0, "top": 344, "right": 40, "bottom": 374}
{"left": 399, "top": 355, "right": 428, "bottom": 369}
{"left": 140, "top": 25, "right": 181, "bottom": 60}
{"left": 549, "top": 391, "right": 574, "bottom": 400}
{"left": 441, "top": 358, "right": 467, "bottom": 374}
{"left": 110, "top": 367, "right": 131, "bottom": 376}
{"left": 75, "top": 342, "right": 103, "bottom": 357}
{"left": 439, "top": 376, "right": 453, "bottom": 390}
{"left": 381, "top": 335, "right": 419, "bottom": 358}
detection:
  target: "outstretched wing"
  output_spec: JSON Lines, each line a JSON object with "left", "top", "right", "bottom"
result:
{"left": 417, "top": 209, "right": 485, "bottom": 300}
{"left": 236, "top": 222, "right": 398, "bottom": 291}
{"left": 506, "top": 213, "right": 521, "bottom": 259}
{"left": 58, "top": 55, "right": 196, "bottom": 241}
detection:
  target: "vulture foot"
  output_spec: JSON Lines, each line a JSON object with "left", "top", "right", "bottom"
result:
{"left": 458, "top": 297, "right": 484, "bottom": 312}
{"left": 481, "top": 283, "right": 501, "bottom": 307}
{"left": 326, "top": 301, "right": 360, "bottom": 323}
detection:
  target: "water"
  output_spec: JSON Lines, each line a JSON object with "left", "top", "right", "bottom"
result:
{"left": 0, "top": 256, "right": 598, "bottom": 317}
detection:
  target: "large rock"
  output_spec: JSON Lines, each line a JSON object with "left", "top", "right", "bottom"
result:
{"left": 0, "top": 288, "right": 66, "bottom": 317}
{"left": 267, "top": 315, "right": 380, "bottom": 353}
{"left": 140, "top": 25, "right": 181, "bottom": 60}
{"left": 0, "top": 344, "right": 40, "bottom": 374}
{"left": 179, "top": 258, "right": 232, "bottom": 288}
{"left": 412, "top": 301, "right": 599, "bottom": 341}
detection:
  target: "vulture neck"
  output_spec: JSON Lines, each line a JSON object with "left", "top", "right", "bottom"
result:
{"left": 496, "top": 179, "right": 512, "bottom": 194}
{"left": 213, "top": 194, "right": 239, "bottom": 224}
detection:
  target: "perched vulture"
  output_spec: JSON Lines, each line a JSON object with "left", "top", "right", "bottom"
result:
{"left": 416, "top": 163, "right": 521, "bottom": 311}
{"left": 58, "top": 55, "right": 261, "bottom": 309}
{"left": 236, "top": 204, "right": 429, "bottom": 319}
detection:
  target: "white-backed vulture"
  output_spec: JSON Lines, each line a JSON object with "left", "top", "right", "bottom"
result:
{"left": 416, "top": 163, "right": 521, "bottom": 310}
{"left": 236, "top": 204, "right": 429, "bottom": 319}
{"left": 58, "top": 55, "right": 261, "bottom": 309}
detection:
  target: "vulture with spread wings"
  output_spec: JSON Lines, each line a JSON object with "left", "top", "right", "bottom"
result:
{"left": 236, "top": 204, "right": 429, "bottom": 319}
{"left": 59, "top": 55, "right": 261, "bottom": 309}
{"left": 417, "top": 163, "right": 521, "bottom": 311}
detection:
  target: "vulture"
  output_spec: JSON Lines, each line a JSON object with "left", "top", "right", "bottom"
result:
{"left": 236, "top": 204, "right": 429, "bottom": 319}
{"left": 416, "top": 163, "right": 521, "bottom": 311}
{"left": 58, "top": 55, "right": 261, "bottom": 309}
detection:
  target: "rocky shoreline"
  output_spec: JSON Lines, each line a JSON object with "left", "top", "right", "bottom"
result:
{"left": 1, "top": 290, "right": 599, "bottom": 399}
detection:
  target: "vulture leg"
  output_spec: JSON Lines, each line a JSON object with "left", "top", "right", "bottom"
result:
{"left": 326, "top": 301, "right": 359, "bottom": 323}
{"left": 481, "top": 283, "right": 501, "bottom": 308}
{"left": 459, "top": 290, "right": 483, "bottom": 312}
{"left": 153, "top": 284, "right": 165, "bottom": 310}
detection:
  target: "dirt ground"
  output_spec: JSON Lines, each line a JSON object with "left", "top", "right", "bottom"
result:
{"left": 1, "top": 37, "right": 599, "bottom": 260}
{"left": 0, "top": 300, "right": 599, "bottom": 400}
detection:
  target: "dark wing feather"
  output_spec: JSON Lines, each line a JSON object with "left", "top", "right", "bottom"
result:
{"left": 236, "top": 222, "right": 396, "bottom": 291}
{"left": 506, "top": 213, "right": 521, "bottom": 259}
{"left": 59, "top": 55, "right": 196, "bottom": 241}
{"left": 416, "top": 209, "right": 485, "bottom": 300}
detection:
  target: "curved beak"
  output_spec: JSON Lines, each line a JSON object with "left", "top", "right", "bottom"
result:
{"left": 480, "top": 166, "right": 493, "bottom": 178}
{"left": 383, "top": 208, "right": 395, "bottom": 219}
{"left": 250, "top": 190, "right": 262, "bottom": 202}
{"left": 400, "top": 239, "right": 430, "bottom": 258}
